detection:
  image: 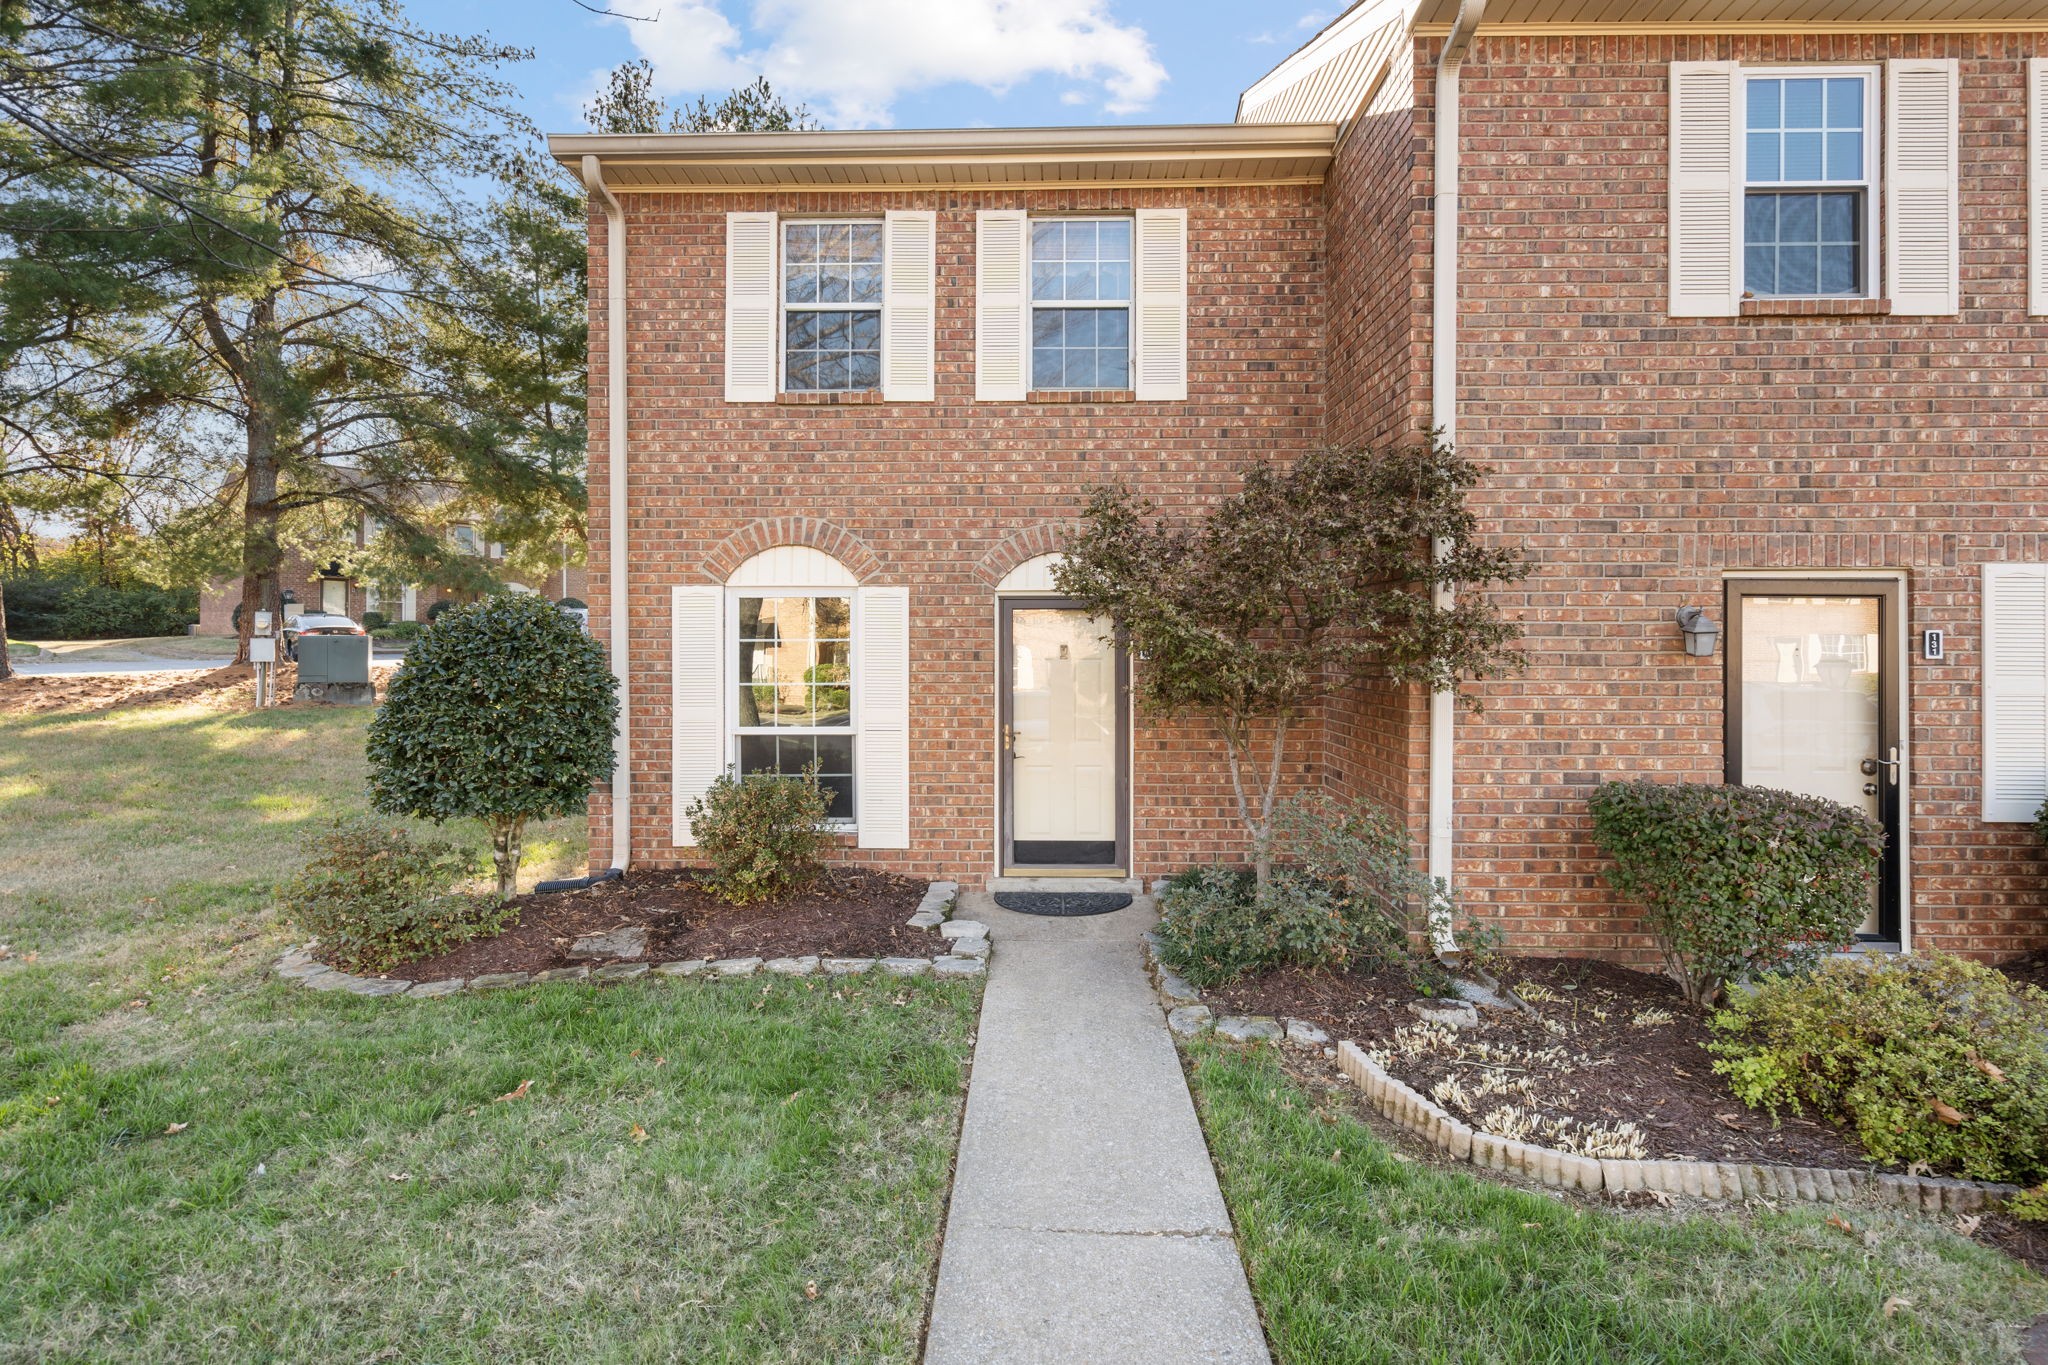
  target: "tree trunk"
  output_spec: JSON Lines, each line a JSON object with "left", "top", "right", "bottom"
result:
{"left": 0, "top": 580, "right": 12, "bottom": 683}
{"left": 235, "top": 305, "right": 284, "bottom": 669}
{"left": 488, "top": 814, "right": 526, "bottom": 902}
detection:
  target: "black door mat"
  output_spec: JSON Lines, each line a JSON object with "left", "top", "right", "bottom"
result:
{"left": 993, "top": 891, "right": 1134, "bottom": 917}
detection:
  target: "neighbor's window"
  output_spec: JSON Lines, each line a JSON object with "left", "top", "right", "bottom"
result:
{"left": 783, "top": 220, "right": 882, "bottom": 392}
{"left": 734, "top": 594, "right": 855, "bottom": 820}
{"left": 1744, "top": 72, "right": 1873, "bottom": 298}
{"left": 1031, "top": 218, "right": 1132, "bottom": 390}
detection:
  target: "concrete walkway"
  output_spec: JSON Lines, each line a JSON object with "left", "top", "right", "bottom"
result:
{"left": 924, "top": 892, "right": 1268, "bottom": 1365}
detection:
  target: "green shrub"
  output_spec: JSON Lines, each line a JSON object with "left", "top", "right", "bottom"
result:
{"left": 40, "top": 582, "right": 196, "bottom": 638}
{"left": 424, "top": 598, "right": 454, "bottom": 621}
{"left": 361, "top": 609, "right": 388, "bottom": 631}
{"left": 2010, "top": 1186, "right": 2048, "bottom": 1224}
{"left": 367, "top": 593, "right": 617, "bottom": 900}
{"left": 2034, "top": 795, "right": 2048, "bottom": 856}
{"left": 278, "top": 819, "right": 508, "bottom": 973}
{"left": 1709, "top": 953, "right": 2048, "bottom": 1184}
{"left": 371, "top": 620, "right": 424, "bottom": 640}
{"left": 1588, "top": 780, "right": 1881, "bottom": 1006}
{"left": 685, "top": 769, "right": 831, "bottom": 905}
{"left": 556, "top": 597, "right": 587, "bottom": 611}
{"left": 1155, "top": 792, "right": 1423, "bottom": 987}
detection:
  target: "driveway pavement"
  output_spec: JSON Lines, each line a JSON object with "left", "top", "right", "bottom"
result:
{"left": 924, "top": 891, "right": 1268, "bottom": 1365}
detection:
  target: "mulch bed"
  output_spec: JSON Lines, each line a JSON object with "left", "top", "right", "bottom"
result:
{"left": 1998, "top": 947, "right": 2048, "bottom": 994}
{"left": 359, "top": 866, "right": 932, "bottom": 982}
{"left": 1206, "top": 954, "right": 1869, "bottom": 1170}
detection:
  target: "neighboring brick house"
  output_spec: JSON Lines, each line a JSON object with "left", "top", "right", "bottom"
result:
{"left": 195, "top": 520, "right": 587, "bottom": 635}
{"left": 551, "top": 0, "right": 2048, "bottom": 967}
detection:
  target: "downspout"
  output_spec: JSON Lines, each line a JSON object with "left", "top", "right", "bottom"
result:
{"left": 542, "top": 154, "right": 631, "bottom": 893}
{"left": 1428, "top": 0, "right": 1485, "bottom": 955}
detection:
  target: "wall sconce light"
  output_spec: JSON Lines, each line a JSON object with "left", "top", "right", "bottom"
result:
{"left": 1676, "top": 606, "right": 1720, "bottom": 658}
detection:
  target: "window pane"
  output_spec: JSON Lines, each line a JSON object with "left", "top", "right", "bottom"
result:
{"left": 1064, "top": 309, "right": 1097, "bottom": 347}
{"left": 1825, "top": 77, "right": 1864, "bottom": 129}
{"left": 1098, "top": 219, "right": 1132, "bottom": 261}
{"left": 817, "top": 265, "right": 850, "bottom": 303}
{"left": 1033, "top": 348, "right": 1064, "bottom": 389}
{"left": 815, "top": 596, "right": 850, "bottom": 637}
{"left": 1065, "top": 220, "right": 1097, "bottom": 258}
{"left": 785, "top": 266, "right": 818, "bottom": 303}
{"left": 1746, "top": 132, "right": 1781, "bottom": 181}
{"left": 1097, "top": 344, "right": 1130, "bottom": 389}
{"left": 1778, "top": 244, "right": 1817, "bottom": 295}
{"left": 1819, "top": 243, "right": 1858, "bottom": 294}
{"left": 1745, "top": 242, "right": 1776, "bottom": 296}
{"left": 785, "top": 224, "right": 818, "bottom": 263}
{"left": 1032, "top": 260, "right": 1062, "bottom": 301}
{"left": 815, "top": 734, "right": 853, "bottom": 777}
{"left": 849, "top": 352, "right": 880, "bottom": 391}
{"left": 1097, "top": 309, "right": 1129, "bottom": 347}
{"left": 1778, "top": 192, "right": 1817, "bottom": 241}
{"left": 1029, "top": 307, "right": 1130, "bottom": 390}
{"left": 1782, "top": 131, "right": 1824, "bottom": 181}
{"left": 848, "top": 222, "right": 884, "bottom": 262}
{"left": 1819, "top": 192, "right": 1858, "bottom": 242}
{"left": 1744, "top": 192, "right": 1778, "bottom": 241}
{"left": 1032, "top": 219, "right": 1062, "bottom": 255}
{"left": 851, "top": 263, "right": 883, "bottom": 304}
{"left": 1063, "top": 262, "right": 1099, "bottom": 300}
{"left": 1747, "top": 77, "right": 1782, "bottom": 129}
{"left": 1782, "top": 78, "right": 1825, "bottom": 127}
{"left": 1064, "top": 347, "right": 1098, "bottom": 388}
{"left": 1033, "top": 309, "right": 1062, "bottom": 345}
{"left": 739, "top": 733, "right": 777, "bottom": 772}
{"left": 784, "top": 308, "right": 881, "bottom": 392}
{"left": 1825, "top": 131, "right": 1862, "bottom": 181}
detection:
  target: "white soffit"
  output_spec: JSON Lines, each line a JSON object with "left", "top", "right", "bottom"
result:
{"left": 549, "top": 124, "right": 1338, "bottom": 192}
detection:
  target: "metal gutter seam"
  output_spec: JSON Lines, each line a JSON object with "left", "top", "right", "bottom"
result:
{"left": 581, "top": 155, "right": 631, "bottom": 877}
{"left": 1428, "top": 0, "right": 1484, "bottom": 955}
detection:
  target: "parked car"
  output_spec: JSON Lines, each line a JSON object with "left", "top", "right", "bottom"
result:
{"left": 283, "top": 612, "right": 364, "bottom": 661}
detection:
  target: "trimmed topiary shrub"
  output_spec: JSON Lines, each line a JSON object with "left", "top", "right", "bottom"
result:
{"left": 1709, "top": 952, "right": 2048, "bottom": 1185}
{"left": 279, "top": 819, "right": 508, "bottom": 972}
{"left": 685, "top": 768, "right": 831, "bottom": 905}
{"left": 424, "top": 598, "right": 454, "bottom": 622}
{"left": 367, "top": 593, "right": 617, "bottom": 900}
{"left": 1155, "top": 792, "right": 1425, "bottom": 987}
{"left": 361, "top": 609, "right": 388, "bottom": 631}
{"left": 1588, "top": 780, "right": 1882, "bottom": 1006}
{"left": 556, "top": 597, "right": 587, "bottom": 611}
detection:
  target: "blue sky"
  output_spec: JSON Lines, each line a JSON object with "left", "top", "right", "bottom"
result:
{"left": 407, "top": 0, "right": 1336, "bottom": 135}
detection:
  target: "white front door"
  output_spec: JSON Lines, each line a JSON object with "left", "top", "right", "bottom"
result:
{"left": 1002, "top": 603, "right": 1124, "bottom": 869}
{"left": 1729, "top": 580, "right": 1902, "bottom": 940}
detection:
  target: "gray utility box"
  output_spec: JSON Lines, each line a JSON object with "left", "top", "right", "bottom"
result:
{"left": 293, "top": 634, "right": 376, "bottom": 706}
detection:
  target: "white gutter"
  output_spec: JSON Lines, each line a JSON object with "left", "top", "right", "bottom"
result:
{"left": 1428, "top": 0, "right": 1485, "bottom": 954}
{"left": 582, "top": 155, "right": 631, "bottom": 876}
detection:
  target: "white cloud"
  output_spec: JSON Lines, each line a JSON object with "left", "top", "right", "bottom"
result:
{"left": 621, "top": 0, "right": 1168, "bottom": 127}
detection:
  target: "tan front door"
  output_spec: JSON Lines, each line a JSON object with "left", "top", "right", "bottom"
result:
{"left": 1002, "top": 602, "right": 1125, "bottom": 870}
{"left": 1728, "top": 580, "right": 1902, "bottom": 941}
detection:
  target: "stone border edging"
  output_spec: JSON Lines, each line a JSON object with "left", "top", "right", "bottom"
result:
{"left": 275, "top": 880, "right": 988, "bottom": 998}
{"left": 1136, "top": 931, "right": 2020, "bottom": 1216}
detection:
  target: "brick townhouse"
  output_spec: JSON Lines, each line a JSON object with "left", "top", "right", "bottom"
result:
{"left": 551, "top": 0, "right": 2048, "bottom": 966}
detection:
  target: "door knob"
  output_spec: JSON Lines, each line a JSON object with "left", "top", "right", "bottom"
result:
{"left": 1863, "top": 782, "right": 1880, "bottom": 796}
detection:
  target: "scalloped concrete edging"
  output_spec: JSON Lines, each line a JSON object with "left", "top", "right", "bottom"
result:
{"left": 1336, "top": 1040, "right": 2022, "bottom": 1214}
{"left": 1136, "top": 929, "right": 2020, "bottom": 1216}
{"left": 275, "top": 879, "right": 985, "bottom": 998}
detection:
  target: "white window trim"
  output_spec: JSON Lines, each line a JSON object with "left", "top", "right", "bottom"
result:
{"left": 778, "top": 217, "right": 886, "bottom": 397}
{"left": 1740, "top": 64, "right": 1883, "bottom": 301}
{"left": 1029, "top": 214, "right": 1135, "bottom": 391}
{"left": 725, "top": 584, "right": 860, "bottom": 831}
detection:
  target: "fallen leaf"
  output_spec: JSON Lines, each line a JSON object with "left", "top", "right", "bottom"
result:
{"left": 1331, "top": 1148, "right": 1343, "bottom": 1162}
{"left": 1929, "top": 1098, "right": 1965, "bottom": 1126}
{"left": 1906, "top": 1160, "right": 1933, "bottom": 1177}
{"left": 20, "top": 952, "right": 35, "bottom": 964}
{"left": 803, "top": 1281, "right": 819, "bottom": 1300}
{"left": 492, "top": 1079, "right": 532, "bottom": 1103}
{"left": 1882, "top": 1295, "right": 1913, "bottom": 1318}
{"left": 386, "top": 1171, "right": 411, "bottom": 1182}
{"left": 1826, "top": 1215, "right": 1855, "bottom": 1235}
{"left": 1521, "top": 1222, "right": 1541, "bottom": 1229}
{"left": 1968, "top": 1053, "right": 2008, "bottom": 1084}
{"left": 629, "top": 1123, "right": 649, "bottom": 1145}
{"left": 164, "top": 1122, "right": 188, "bottom": 1135}
{"left": 1713, "top": 1113, "right": 1747, "bottom": 1131}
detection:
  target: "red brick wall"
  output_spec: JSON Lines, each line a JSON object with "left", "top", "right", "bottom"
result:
{"left": 586, "top": 185, "right": 1328, "bottom": 881}
{"left": 1395, "top": 33, "right": 2048, "bottom": 962}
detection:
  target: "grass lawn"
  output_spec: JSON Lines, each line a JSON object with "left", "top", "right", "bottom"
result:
{"left": 12, "top": 635, "right": 236, "bottom": 662}
{"left": 0, "top": 701, "right": 977, "bottom": 1361}
{"left": 1187, "top": 1044, "right": 2047, "bottom": 1364}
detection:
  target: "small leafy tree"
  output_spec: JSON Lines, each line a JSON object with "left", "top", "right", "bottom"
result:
{"left": 1055, "top": 438, "right": 1525, "bottom": 889}
{"left": 368, "top": 593, "right": 617, "bottom": 900}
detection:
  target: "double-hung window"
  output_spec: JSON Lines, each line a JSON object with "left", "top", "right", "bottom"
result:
{"left": 782, "top": 220, "right": 883, "bottom": 392}
{"left": 733, "top": 593, "right": 856, "bottom": 821}
{"left": 1030, "top": 218, "right": 1132, "bottom": 390}
{"left": 1743, "top": 71, "right": 1876, "bottom": 298}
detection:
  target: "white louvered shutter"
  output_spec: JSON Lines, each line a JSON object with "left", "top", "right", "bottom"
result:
{"left": 883, "top": 210, "right": 936, "bottom": 402}
{"left": 1983, "top": 564, "right": 2048, "bottom": 823}
{"left": 725, "top": 212, "right": 777, "bottom": 402}
{"left": 1132, "top": 208, "right": 1188, "bottom": 400}
{"left": 854, "top": 586, "right": 910, "bottom": 850}
{"left": 1668, "top": 61, "right": 1743, "bottom": 317}
{"left": 672, "top": 586, "right": 726, "bottom": 846}
{"left": 1886, "top": 59, "right": 1961, "bottom": 316}
{"left": 975, "top": 210, "right": 1030, "bottom": 401}
{"left": 2029, "top": 59, "right": 2048, "bottom": 315}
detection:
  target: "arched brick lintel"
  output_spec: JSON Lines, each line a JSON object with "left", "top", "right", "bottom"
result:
{"left": 700, "top": 517, "right": 885, "bottom": 584}
{"left": 974, "top": 522, "right": 1078, "bottom": 589}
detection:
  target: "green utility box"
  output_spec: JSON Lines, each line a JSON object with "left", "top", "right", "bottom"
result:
{"left": 293, "top": 634, "right": 376, "bottom": 705}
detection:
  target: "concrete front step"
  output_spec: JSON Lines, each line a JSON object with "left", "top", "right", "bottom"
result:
{"left": 986, "top": 875, "right": 1144, "bottom": 895}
